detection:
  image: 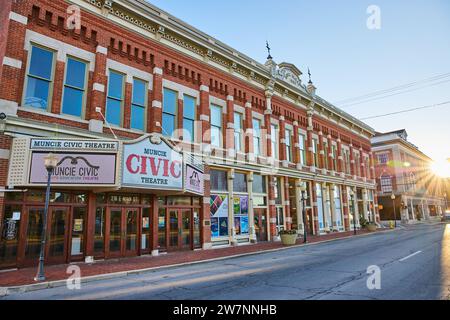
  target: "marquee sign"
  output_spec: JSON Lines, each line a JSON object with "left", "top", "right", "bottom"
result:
{"left": 122, "top": 135, "right": 183, "bottom": 190}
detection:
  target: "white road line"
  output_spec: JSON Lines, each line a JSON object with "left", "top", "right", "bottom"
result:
{"left": 399, "top": 250, "right": 422, "bottom": 262}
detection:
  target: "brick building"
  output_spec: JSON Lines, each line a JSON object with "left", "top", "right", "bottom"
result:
{"left": 372, "top": 129, "right": 446, "bottom": 223}
{"left": 0, "top": 0, "right": 378, "bottom": 269}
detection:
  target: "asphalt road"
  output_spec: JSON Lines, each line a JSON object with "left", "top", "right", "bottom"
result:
{"left": 2, "top": 222, "right": 449, "bottom": 300}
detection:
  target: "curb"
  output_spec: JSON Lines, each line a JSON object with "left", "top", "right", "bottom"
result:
{"left": 0, "top": 228, "right": 395, "bottom": 296}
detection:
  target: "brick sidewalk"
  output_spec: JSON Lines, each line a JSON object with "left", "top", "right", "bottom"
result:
{"left": 0, "top": 229, "right": 380, "bottom": 287}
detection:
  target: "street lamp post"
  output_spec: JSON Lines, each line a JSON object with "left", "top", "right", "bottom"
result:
{"left": 34, "top": 153, "right": 58, "bottom": 282}
{"left": 300, "top": 184, "right": 307, "bottom": 243}
{"left": 391, "top": 194, "right": 397, "bottom": 228}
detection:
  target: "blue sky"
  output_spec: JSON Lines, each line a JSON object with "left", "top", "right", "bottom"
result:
{"left": 148, "top": 0, "right": 450, "bottom": 162}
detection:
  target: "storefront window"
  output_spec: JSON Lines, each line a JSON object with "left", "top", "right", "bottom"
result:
{"left": 252, "top": 174, "right": 266, "bottom": 194}
{"left": 167, "top": 197, "right": 192, "bottom": 206}
{"left": 274, "top": 178, "right": 282, "bottom": 205}
{"left": 210, "top": 195, "right": 229, "bottom": 238}
{"left": 233, "top": 173, "right": 247, "bottom": 193}
{"left": 0, "top": 205, "right": 22, "bottom": 266}
{"left": 74, "top": 193, "right": 87, "bottom": 204}
{"left": 50, "top": 192, "right": 71, "bottom": 203}
{"left": 96, "top": 193, "right": 106, "bottom": 204}
{"left": 108, "top": 194, "right": 140, "bottom": 205}
{"left": 142, "top": 208, "right": 151, "bottom": 250}
{"left": 211, "top": 170, "right": 228, "bottom": 191}
{"left": 193, "top": 210, "right": 201, "bottom": 248}
{"left": 316, "top": 183, "right": 324, "bottom": 230}
{"left": 233, "top": 195, "right": 249, "bottom": 235}
{"left": 253, "top": 196, "right": 267, "bottom": 207}
{"left": 158, "top": 208, "right": 166, "bottom": 249}
{"left": 26, "top": 190, "right": 45, "bottom": 202}
{"left": 142, "top": 195, "right": 152, "bottom": 205}
{"left": 333, "top": 186, "right": 342, "bottom": 228}
{"left": 5, "top": 192, "right": 23, "bottom": 202}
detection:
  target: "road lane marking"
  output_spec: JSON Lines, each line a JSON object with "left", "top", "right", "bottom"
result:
{"left": 399, "top": 250, "right": 422, "bottom": 262}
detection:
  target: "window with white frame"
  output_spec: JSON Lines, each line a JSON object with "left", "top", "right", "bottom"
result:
{"left": 24, "top": 45, "right": 55, "bottom": 109}
{"left": 233, "top": 112, "right": 243, "bottom": 152}
{"left": 162, "top": 88, "right": 177, "bottom": 137}
{"left": 343, "top": 149, "right": 351, "bottom": 174}
{"left": 210, "top": 104, "right": 222, "bottom": 148}
{"left": 377, "top": 153, "right": 389, "bottom": 165}
{"left": 106, "top": 70, "right": 125, "bottom": 126}
{"left": 61, "top": 57, "right": 87, "bottom": 118}
{"left": 312, "top": 138, "right": 319, "bottom": 167}
{"left": 299, "top": 133, "right": 306, "bottom": 165}
{"left": 271, "top": 124, "right": 279, "bottom": 159}
{"left": 331, "top": 145, "right": 338, "bottom": 171}
{"left": 323, "top": 141, "right": 329, "bottom": 169}
{"left": 285, "top": 128, "right": 292, "bottom": 162}
{"left": 130, "top": 78, "right": 147, "bottom": 131}
{"left": 355, "top": 152, "right": 361, "bottom": 176}
{"left": 253, "top": 118, "right": 262, "bottom": 156}
{"left": 183, "top": 94, "right": 196, "bottom": 142}
{"left": 380, "top": 174, "right": 393, "bottom": 193}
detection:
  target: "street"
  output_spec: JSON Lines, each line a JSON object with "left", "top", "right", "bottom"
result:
{"left": 2, "top": 223, "right": 449, "bottom": 300}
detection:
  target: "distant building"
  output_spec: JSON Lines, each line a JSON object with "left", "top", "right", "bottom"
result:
{"left": 371, "top": 129, "right": 445, "bottom": 223}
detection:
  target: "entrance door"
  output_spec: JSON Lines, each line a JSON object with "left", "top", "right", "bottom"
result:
{"left": 254, "top": 208, "right": 267, "bottom": 242}
{"left": 275, "top": 207, "right": 284, "bottom": 235}
{"left": 107, "top": 208, "right": 139, "bottom": 258}
{"left": 167, "top": 209, "right": 192, "bottom": 251}
{"left": 22, "top": 207, "right": 69, "bottom": 266}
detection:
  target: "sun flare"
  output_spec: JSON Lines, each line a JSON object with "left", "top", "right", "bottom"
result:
{"left": 430, "top": 159, "right": 450, "bottom": 178}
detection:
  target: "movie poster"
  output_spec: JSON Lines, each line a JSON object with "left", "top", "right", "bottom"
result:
{"left": 210, "top": 195, "right": 229, "bottom": 237}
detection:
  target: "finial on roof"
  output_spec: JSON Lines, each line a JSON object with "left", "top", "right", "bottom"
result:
{"left": 266, "top": 41, "right": 272, "bottom": 60}
{"left": 308, "top": 67, "right": 312, "bottom": 84}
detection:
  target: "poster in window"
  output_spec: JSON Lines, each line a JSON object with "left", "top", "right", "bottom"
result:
{"left": 219, "top": 217, "right": 228, "bottom": 236}
{"left": 73, "top": 219, "right": 83, "bottom": 232}
{"left": 234, "top": 217, "right": 241, "bottom": 235}
{"left": 240, "top": 196, "right": 248, "bottom": 215}
{"left": 211, "top": 217, "right": 219, "bottom": 238}
{"left": 240, "top": 216, "right": 249, "bottom": 234}
{"left": 142, "top": 217, "right": 150, "bottom": 229}
{"left": 210, "top": 195, "right": 228, "bottom": 218}
{"left": 233, "top": 197, "right": 241, "bottom": 215}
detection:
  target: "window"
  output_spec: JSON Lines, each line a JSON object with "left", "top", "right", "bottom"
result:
{"left": 323, "top": 141, "right": 329, "bottom": 169}
{"left": 343, "top": 149, "right": 351, "bottom": 174}
{"left": 162, "top": 88, "right": 177, "bottom": 137}
{"left": 253, "top": 118, "right": 261, "bottom": 156}
{"left": 270, "top": 124, "right": 279, "bottom": 159}
{"left": 233, "top": 172, "right": 247, "bottom": 192}
{"left": 285, "top": 129, "right": 292, "bottom": 162}
{"left": 274, "top": 177, "right": 282, "bottom": 204}
{"left": 62, "top": 57, "right": 87, "bottom": 117}
{"left": 332, "top": 145, "right": 338, "bottom": 171}
{"left": 210, "top": 170, "right": 227, "bottom": 191}
{"left": 355, "top": 152, "right": 361, "bottom": 176}
{"left": 377, "top": 153, "right": 389, "bottom": 165}
{"left": 210, "top": 104, "right": 222, "bottom": 148}
{"left": 312, "top": 138, "right": 319, "bottom": 167}
{"left": 333, "top": 186, "right": 342, "bottom": 227}
{"left": 365, "top": 157, "right": 371, "bottom": 178}
{"left": 299, "top": 134, "right": 306, "bottom": 165}
{"left": 380, "top": 175, "right": 393, "bottom": 193}
{"left": 106, "top": 70, "right": 124, "bottom": 126}
{"left": 183, "top": 94, "right": 196, "bottom": 142}
{"left": 252, "top": 174, "right": 266, "bottom": 194}
{"left": 234, "top": 112, "right": 243, "bottom": 152}
{"left": 24, "top": 45, "right": 55, "bottom": 109}
{"left": 316, "top": 183, "right": 324, "bottom": 230}
{"left": 130, "top": 78, "right": 147, "bottom": 131}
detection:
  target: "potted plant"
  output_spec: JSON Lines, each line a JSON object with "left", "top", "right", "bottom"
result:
{"left": 366, "top": 222, "right": 377, "bottom": 232}
{"left": 279, "top": 230, "right": 298, "bottom": 245}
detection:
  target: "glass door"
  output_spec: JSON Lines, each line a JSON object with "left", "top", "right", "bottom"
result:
{"left": 23, "top": 207, "right": 44, "bottom": 265}
{"left": 254, "top": 208, "right": 267, "bottom": 242}
{"left": 108, "top": 208, "right": 122, "bottom": 257}
{"left": 276, "top": 207, "right": 284, "bottom": 235}
{"left": 70, "top": 207, "right": 86, "bottom": 259}
{"left": 181, "top": 209, "right": 192, "bottom": 250}
{"left": 168, "top": 209, "right": 179, "bottom": 250}
{"left": 125, "top": 208, "right": 138, "bottom": 256}
{"left": 47, "top": 207, "right": 70, "bottom": 264}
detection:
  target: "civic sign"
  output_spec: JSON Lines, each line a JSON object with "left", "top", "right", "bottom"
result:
{"left": 29, "top": 152, "right": 116, "bottom": 185}
{"left": 122, "top": 135, "right": 183, "bottom": 190}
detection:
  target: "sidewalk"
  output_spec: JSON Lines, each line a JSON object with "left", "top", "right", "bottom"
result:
{"left": 0, "top": 229, "right": 388, "bottom": 289}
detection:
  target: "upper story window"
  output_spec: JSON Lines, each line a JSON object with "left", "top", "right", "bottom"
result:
{"left": 331, "top": 145, "right": 338, "bottom": 171}
{"left": 62, "top": 57, "right": 87, "bottom": 118}
{"left": 380, "top": 174, "right": 393, "bottom": 193}
{"left": 183, "top": 94, "right": 196, "bottom": 142}
{"left": 233, "top": 112, "right": 243, "bottom": 152}
{"left": 365, "top": 157, "right": 371, "bottom": 178}
{"left": 377, "top": 153, "right": 389, "bottom": 165}
{"left": 271, "top": 124, "right": 279, "bottom": 159}
{"left": 253, "top": 118, "right": 261, "bottom": 156}
{"left": 211, "top": 169, "right": 227, "bottom": 191}
{"left": 24, "top": 45, "right": 55, "bottom": 109}
{"left": 106, "top": 70, "right": 125, "bottom": 126}
{"left": 299, "top": 133, "right": 306, "bottom": 165}
{"left": 355, "top": 152, "right": 361, "bottom": 176}
{"left": 210, "top": 104, "right": 222, "bottom": 148}
{"left": 162, "top": 88, "right": 177, "bottom": 137}
{"left": 233, "top": 172, "right": 247, "bottom": 193}
{"left": 343, "top": 149, "right": 351, "bottom": 174}
{"left": 323, "top": 141, "right": 329, "bottom": 169}
{"left": 130, "top": 78, "right": 147, "bottom": 131}
{"left": 285, "top": 129, "right": 292, "bottom": 162}
{"left": 312, "top": 138, "right": 319, "bottom": 167}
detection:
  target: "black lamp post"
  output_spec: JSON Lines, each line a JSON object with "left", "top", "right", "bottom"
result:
{"left": 300, "top": 184, "right": 307, "bottom": 243}
{"left": 391, "top": 194, "right": 397, "bottom": 228}
{"left": 34, "top": 153, "right": 58, "bottom": 282}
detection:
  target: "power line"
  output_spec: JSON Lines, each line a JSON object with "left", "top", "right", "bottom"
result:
{"left": 334, "top": 72, "right": 450, "bottom": 106}
{"left": 359, "top": 100, "right": 450, "bottom": 120}
{"left": 340, "top": 78, "right": 450, "bottom": 109}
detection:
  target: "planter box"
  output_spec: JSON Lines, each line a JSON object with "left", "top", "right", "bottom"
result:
{"left": 367, "top": 224, "right": 377, "bottom": 232}
{"left": 280, "top": 234, "right": 297, "bottom": 245}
